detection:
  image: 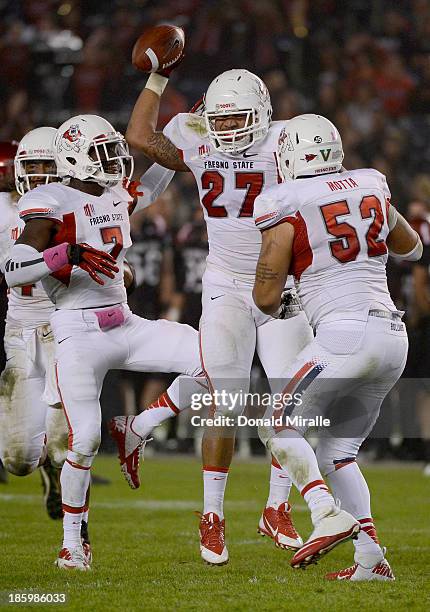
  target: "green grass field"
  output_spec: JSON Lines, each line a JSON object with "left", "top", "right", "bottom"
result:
{"left": 0, "top": 456, "right": 429, "bottom": 611}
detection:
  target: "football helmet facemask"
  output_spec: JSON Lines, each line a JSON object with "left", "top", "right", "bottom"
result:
{"left": 15, "top": 127, "right": 57, "bottom": 195}
{"left": 204, "top": 69, "right": 272, "bottom": 154}
{"left": 54, "top": 115, "right": 133, "bottom": 187}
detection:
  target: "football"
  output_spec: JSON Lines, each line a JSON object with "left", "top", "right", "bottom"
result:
{"left": 132, "top": 24, "right": 185, "bottom": 73}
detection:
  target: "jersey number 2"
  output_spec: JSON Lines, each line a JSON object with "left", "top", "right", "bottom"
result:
{"left": 201, "top": 171, "right": 264, "bottom": 218}
{"left": 320, "top": 196, "right": 387, "bottom": 263}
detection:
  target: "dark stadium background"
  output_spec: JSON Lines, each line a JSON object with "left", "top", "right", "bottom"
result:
{"left": 1, "top": 0, "right": 429, "bottom": 465}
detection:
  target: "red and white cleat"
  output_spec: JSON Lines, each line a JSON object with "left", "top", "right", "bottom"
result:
{"left": 55, "top": 546, "right": 90, "bottom": 571}
{"left": 291, "top": 505, "right": 360, "bottom": 569}
{"left": 258, "top": 503, "right": 303, "bottom": 550}
{"left": 108, "top": 416, "right": 149, "bottom": 489}
{"left": 198, "top": 512, "right": 229, "bottom": 566}
{"left": 326, "top": 558, "right": 395, "bottom": 581}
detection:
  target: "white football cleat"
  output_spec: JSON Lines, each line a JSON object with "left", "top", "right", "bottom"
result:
{"left": 291, "top": 504, "right": 360, "bottom": 569}
{"left": 198, "top": 512, "right": 229, "bottom": 566}
{"left": 258, "top": 503, "right": 303, "bottom": 550}
{"left": 326, "top": 558, "right": 395, "bottom": 581}
{"left": 55, "top": 546, "right": 90, "bottom": 571}
{"left": 109, "top": 416, "right": 150, "bottom": 489}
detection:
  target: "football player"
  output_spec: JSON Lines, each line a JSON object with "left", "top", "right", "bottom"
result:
{"left": 123, "top": 66, "right": 313, "bottom": 564}
{"left": 5, "top": 114, "right": 210, "bottom": 570}
{"left": 253, "top": 114, "right": 422, "bottom": 577}
{"left": 0, "top": 132, "right": 68, "bottom": 520}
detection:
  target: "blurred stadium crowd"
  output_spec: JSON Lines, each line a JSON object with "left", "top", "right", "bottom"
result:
{"left": 1, "top": 0, "right": 430, "bottom": 463}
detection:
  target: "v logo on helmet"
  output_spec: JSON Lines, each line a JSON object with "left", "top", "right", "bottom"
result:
{"left": 320, "top": 149, "right": 331, "bottom": 162}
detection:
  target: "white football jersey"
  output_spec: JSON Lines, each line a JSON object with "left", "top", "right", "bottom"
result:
{"left": 254, "top": 168, "right": 398, "bottom": 327}
{"left": 163, "top": 114, "right": 285, "bottom": 280}
{"left": 17, "top": 183, "right": 132, "bottom": 309}
{"left": 0, "top": 192, "right": 55, "bottom": 327}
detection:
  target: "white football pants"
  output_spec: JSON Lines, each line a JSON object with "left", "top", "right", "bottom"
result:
{"left": 51, "top": 304, "right": 203, "bottom": 464}
{"left": 199, "top": 267, "right": 313, "bottom": 417}
{"left": 0, "top": 323, "right": 67, "bottom": 475}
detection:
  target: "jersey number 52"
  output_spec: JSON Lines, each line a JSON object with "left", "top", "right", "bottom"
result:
{"left": 321, "top": 196, "right": 387, "bottom": 263}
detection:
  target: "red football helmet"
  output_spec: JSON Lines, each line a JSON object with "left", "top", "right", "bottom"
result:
{"left": 0, "top": 141, "right": 18, "bottom": 191}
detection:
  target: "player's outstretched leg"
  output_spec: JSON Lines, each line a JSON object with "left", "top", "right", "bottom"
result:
{"left": 109, "top": 374, "right": 207, "bottom": 489}
{"left": 258, "top": 457, "right": 303, "bottom": 550}
{"left": 262, "top": 429, "right": 360, "bottom": 569}
{"left": 317, "top": 440, "right": 395, "bottom": 581}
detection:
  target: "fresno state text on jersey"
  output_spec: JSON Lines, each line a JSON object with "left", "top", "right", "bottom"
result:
{"left": 163, "top": 113, "right": 285, "bottom": 279}
{"left": 18, "top": 183, "right": 132, "bottom": 309}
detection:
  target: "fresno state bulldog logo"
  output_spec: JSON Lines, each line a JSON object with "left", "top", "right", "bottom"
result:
{"left": 58, "top": 124, "right": 84, "bottom": 153}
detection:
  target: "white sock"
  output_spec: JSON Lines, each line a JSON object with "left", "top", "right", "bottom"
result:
{"left": 302, "top": 481, "right": 335, "bottom": 524}
{"left": 266, "top": 457, "right": 292, "bottom": 508}
{"left": 132, "top": 392, "right": 178, "bottom": 438}
{"left": 203, "top": 468, "right": 228, "bottom": 519}
{"left": 82, "top": 510, "right": 89, "bottom": 524}
{"left": 132, "top": 375, "right": 207, "bottom": 439}
{"left": 327, "top": 462, "right": 383, "bottom": 563}
{"left": 60, "top": 454, "right": 92, "bottom": 548}
{"left": 63, "top": 510, "right": 84, "bottom": 549}
{"left": 270, "top": 431, "right": 334, "bottom": 523}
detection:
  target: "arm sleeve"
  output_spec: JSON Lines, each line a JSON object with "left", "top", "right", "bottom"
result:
{"left": 132, "top": 163, "right": 176, "bottom": 213}
{"left": 4, "top": 243, "right": 52, "bottom": 287}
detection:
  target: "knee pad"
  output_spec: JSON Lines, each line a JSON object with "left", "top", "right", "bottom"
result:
{"left": 1, "top": 445, "right": 40, "bottom": 476}
{"left": 70, "top": 421, "right": 101, "bottom": 459}
{"left": 66, "top": 449, "right": 96, "bottom": 469}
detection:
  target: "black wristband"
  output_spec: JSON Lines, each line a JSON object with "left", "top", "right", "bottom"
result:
{"left": 68, "top": 244, "right": 81, "bottom": 265}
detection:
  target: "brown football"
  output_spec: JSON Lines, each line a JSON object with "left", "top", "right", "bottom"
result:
{"left": 132, "top": 24, "right": 185, "bottom": 73}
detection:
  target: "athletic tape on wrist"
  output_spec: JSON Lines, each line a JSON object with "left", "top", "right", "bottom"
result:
{"left": 145, "top": 73, "right": 169, "bottom": 96}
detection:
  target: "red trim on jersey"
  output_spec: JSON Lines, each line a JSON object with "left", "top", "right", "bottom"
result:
{"left": 51, "top": 212, "right": 77, "bottom": 286}
{"left": 287, "top": 212, "right": 313, "bottom": 281}
{"left": 66, "top": 459, "right": 90, "bottom": 470}
{"left": 261, "top": 213, "right": 313, "bottom": 281}
{"left": 55, "top": 363, "right": 73, "bottom": 450}
{"left": 20, "top": 207, "right": 54, "bottom": 217}
{"left": 203, "top": 465, "right": 229, "bottom": 473}
{"left": 62, "top": 503, "right": 86, "bottom": 514}
{"left": 255, "top": 211, "right": 278, "bottom": 225}
{"left": 271, "top": 456, "right": 282, "bottom": 469}
{"left": 273, "top": 152, "right": 283, "bottom": 184}
{"left": 301, "top": 479, "right": 329, "bottom": 498}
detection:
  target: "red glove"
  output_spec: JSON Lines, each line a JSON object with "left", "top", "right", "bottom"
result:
{"left": 125, "top": 179, "right": 144, "bottom": 199}
{"left": 68, "top": 243, "right": 119, "bottom": 286}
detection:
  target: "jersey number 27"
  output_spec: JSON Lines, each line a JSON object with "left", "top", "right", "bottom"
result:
{"left": 201, "top": 171, "right": 264, "bottom": 218}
